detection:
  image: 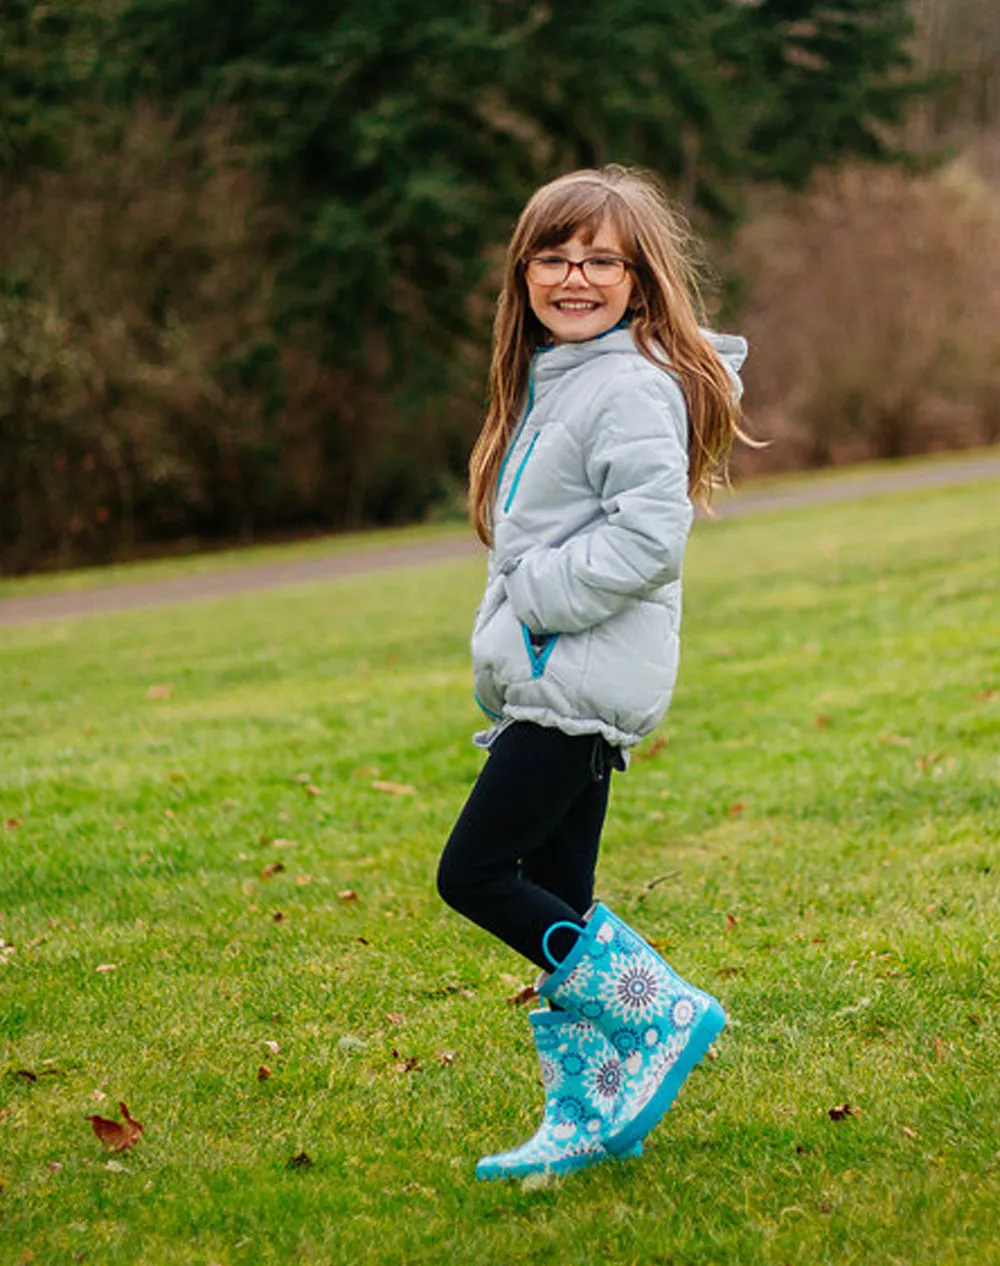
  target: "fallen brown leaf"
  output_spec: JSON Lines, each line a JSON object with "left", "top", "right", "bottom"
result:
{"left": 902, "top": 1125, "right": 918, "bottom": 1139}
{"left": 725, "top": 914, "right": 739, "bottom": 933}
{"left": 272, "top": 912, "right": 286, "bottom": 923}
{"left": 438, "top": 1050, "right": 457, "bottom": 1066}
{"left": 260, "top": 862, "right": 286, "bottom": 880}
{"left": 86, "top": 1101, "right": 143, "bottom": 1152}
{"left": 917, "top": 752, "right": 941, "bottom": 771}
{"left": 3, "top": 818, "right": 22, "bottom": 830}
{"left": 95, "top": 964, "right": 117, "bottom": 974}
{"left": 287, "top": 1151, "right": 313, "bottom": 1169}
{"left": 337, "top": 889, "right": 359, "bottom": 903}
{"left": 304, "top": 784, "right": 323, "bottom": 797}
{"left": 635, "top": 736, "right": 668, "bottom": 760}
{"left": 813, "top": 714, "right": 831, "bottom": 729}
{"left": 974, "top": 688, "right": 997, "bottom": 701}
{"left": 727, "top": 801, "right": 745, "bottom": 817}
{"left": 505, "top": 983, "right": 539, "bottom": 1008}
{"left": 371, "top": 780, "right": 416, "bottom": 796}
{"left": 392, "top": 1049, "right": 420, "bottom": 1073}
{"left": 828, "top": 1102, "right": 857, "bottom": 1121}
{"left": 145, "top": 684, "right": 173, "bottom": 700}
{"left": 294, "top": 874, "right": 312, "bottom": 886}
{"left": 257, "top": 1065, "right": 272, "bottom": 1081}
{"left": 386, "top": 1013, "right": 405, "bottom": 1025}
{"left": 15, "top": 1069, "right": 37, "bottom": 1082}
{"left": 933, "top": 1037, "right": 948, "bottom": 1063}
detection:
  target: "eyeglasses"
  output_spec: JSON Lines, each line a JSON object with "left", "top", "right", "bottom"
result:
{"left": 524, "top": 255, "right": 632, "bottom": 287}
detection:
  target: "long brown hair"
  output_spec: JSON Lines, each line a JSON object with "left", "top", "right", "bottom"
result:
{"left": 469, "top": 165, "right": 749, "bottom": 546}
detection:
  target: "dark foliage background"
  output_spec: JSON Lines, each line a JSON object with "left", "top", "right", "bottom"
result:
{"left": 4, "top": 0, "right": 994, "bottom": 572}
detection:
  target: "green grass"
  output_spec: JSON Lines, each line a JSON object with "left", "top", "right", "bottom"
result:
{"left": 1, "top": 478, "right": 998, "bottom": 1265}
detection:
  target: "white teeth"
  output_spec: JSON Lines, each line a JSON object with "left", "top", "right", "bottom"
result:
{"left": 555, "top": 301, "right": 598, "bottom": 310}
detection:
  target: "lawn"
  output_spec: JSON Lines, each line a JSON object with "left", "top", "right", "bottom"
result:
{"left": 1, "top": 478, "right": 998, "bottom": 1265}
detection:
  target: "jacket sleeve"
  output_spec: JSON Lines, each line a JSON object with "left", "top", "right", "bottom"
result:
{"left": 505, "top": 368, "right": 693, "bottom": 635}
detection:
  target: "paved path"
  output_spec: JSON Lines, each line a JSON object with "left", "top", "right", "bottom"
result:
{"left": 2, "top": 452, "right": 998, "bottom": 628}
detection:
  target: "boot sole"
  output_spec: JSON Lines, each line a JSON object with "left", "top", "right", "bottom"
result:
{"left": 476, "top": 1139, "right": 642, "bottom": 1182}
{"left": 603, "top": 999, "right": 727, "bottom": 1155}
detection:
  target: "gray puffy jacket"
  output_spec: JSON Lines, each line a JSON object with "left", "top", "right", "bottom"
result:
{"left": 471, "top": 325, "right": 747, "bottom": 750}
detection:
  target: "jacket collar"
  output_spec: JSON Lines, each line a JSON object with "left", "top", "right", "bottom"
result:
{"left": 531, "top": 326, "right": 638, "bottom": 397}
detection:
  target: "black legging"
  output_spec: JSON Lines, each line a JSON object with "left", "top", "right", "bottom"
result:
{"left": 437, "top": 721, "right": 621, "bottom": 970}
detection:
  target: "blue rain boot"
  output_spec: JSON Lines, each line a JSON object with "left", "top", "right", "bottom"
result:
{"left": 537, "top": 903, "right": 726, "bottom": 1156}
{"left": 475, "top": 1008, "right": 642, "bottom": 1181}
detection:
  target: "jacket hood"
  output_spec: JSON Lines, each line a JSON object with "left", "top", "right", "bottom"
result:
{"left": 531, "top": 325, "right": 747, "bottom": 400}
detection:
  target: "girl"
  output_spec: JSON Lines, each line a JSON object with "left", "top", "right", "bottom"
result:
{"left": 437, "top": 165, "right": 748, "bottom": 1181}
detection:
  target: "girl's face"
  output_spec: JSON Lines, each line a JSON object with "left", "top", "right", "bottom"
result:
{"left": 524, "top": 219, "right": 634, "bottom": 345}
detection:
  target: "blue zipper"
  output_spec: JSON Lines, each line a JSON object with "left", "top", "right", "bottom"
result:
{"left": 496, "top": 377, "right": 535, "bottom": 510}
{"left": 474, "top": 690, "right": 504, "bottom": 721}
{"left": 503, "top": 431, "right": 539, "bottom": 513}
{"left": 521, "top": 623, "right": 558, "bottom": 679}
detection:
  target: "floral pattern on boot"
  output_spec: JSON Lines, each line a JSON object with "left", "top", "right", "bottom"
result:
{"left": 538, "top": 903, "right": 726, "bottom": 1155}
{"left": 475, "top": 1009, "right": 641, "bottom": 1181}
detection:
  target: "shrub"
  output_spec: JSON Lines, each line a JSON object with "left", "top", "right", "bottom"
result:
{"left": 733, "top": 159, "right": 1000, "bottom": 473}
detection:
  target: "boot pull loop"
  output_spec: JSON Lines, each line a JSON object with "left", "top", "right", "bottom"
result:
{"left": 541, "top": 921, "right": 584, "bottom": 971}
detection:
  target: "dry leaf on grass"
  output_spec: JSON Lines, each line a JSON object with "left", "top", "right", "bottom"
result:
{"left": 728, "top": 801, "right": 745, "bottom": 817}
{"left": 260, "top": 862, "right": 285, "bottom": 880}
{"left": 86, "top": 1101, "right": 143, "bottom": 1152}
{"left": 287, "top": 1151, "right": 313, "bottom": 1169}
{"left": 257, "top": 1065, "right": 272, "bottom": 1081}
{"left": 506, "top": 984, "right": 539, "bottom": 1008}
{"left": 438, "top": 1050, "right": 457, "bottom": 1066}
{"left": 814, "top": 714, "right": 831, "bottom": 729}
{"left": 145, "top": 684, "right": 173, "bottom": 700}
{"left": 3, "top": 818, "right": 22, "bottom": 830}
{"left": 386, "top": 1013, "right": 405, "bottom": 1025}
{"left": 371, "top": 780, "right": 416, "bottom": 796}
{"left": 304, "top": 784, "right": 323, "bottom": 797}
{"left": 725, "top": 914, "right": 739, "bottom": 933}
{"left": 392, "top": 1050, "right": 420, "bottom": 1073}
{"left": 294, "top": 874, "right": 312, "bottom": 886}
{"left": 337, "top": 889, "right": 359, "bottom": 903}
{"left": 827, "top": 1102, "right": 858, "bottom": 1121}
{"left": 902, "top": 1125, "right": 918, "bottom": 1139}
{"left": 264, "top": 1040, "right": 280, "bottom": 1054}
{"left": 95, "top": 964, "right": 117, "bottom": 973}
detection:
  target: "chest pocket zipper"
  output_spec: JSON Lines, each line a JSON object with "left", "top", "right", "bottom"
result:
{"left": 503, "top": 431, "right": 540, "bottom": 513}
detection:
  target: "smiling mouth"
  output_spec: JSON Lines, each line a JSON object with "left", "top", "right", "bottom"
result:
{"left": 553, "top": 300, "right": 601, "bottom": 311}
